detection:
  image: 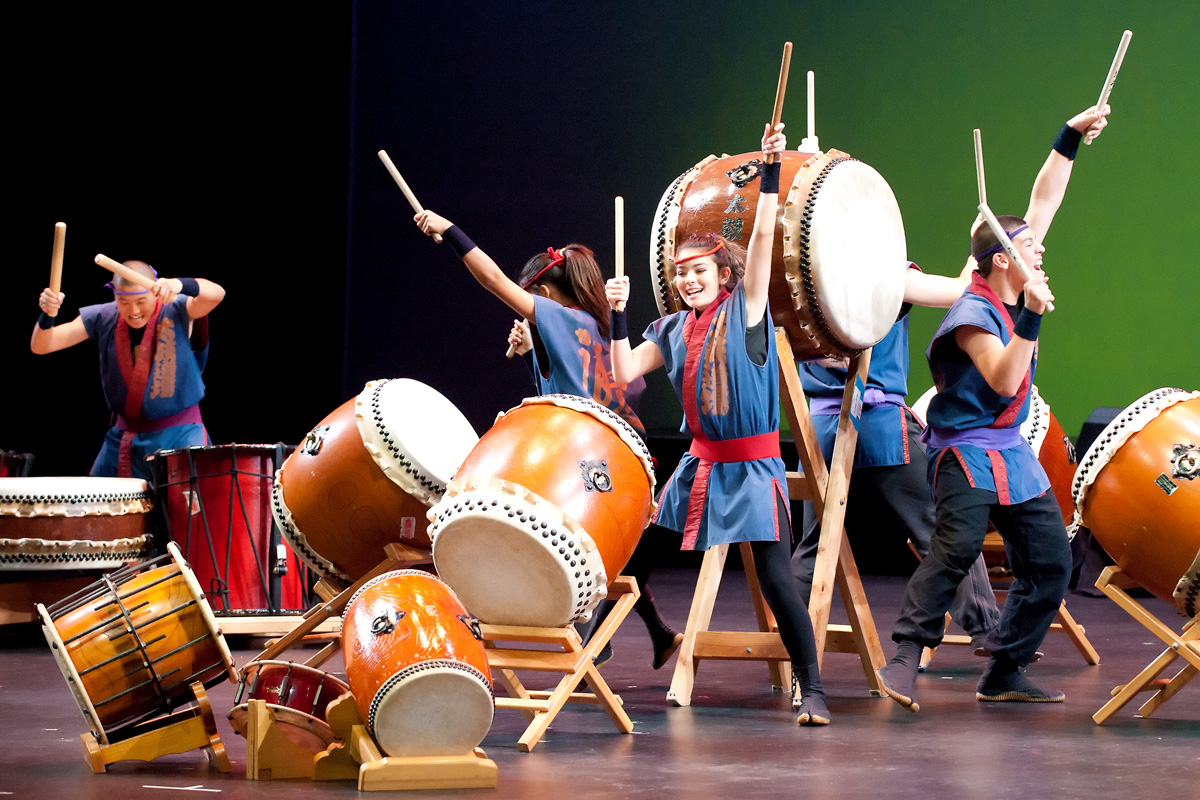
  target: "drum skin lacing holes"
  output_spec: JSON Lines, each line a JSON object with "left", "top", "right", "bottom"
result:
{"left": 368, "top": 380, "right": 442, "bottom": 497}
{"left": 798, "top": 157, "right": 858, "bottom": 358}
{"left": 271, "top": 479, "right": 351, "bottom": 585}
{"left": 2, "top": 491, "right": 149, "bottom": 506}
{"left": 653, "top": 168, "right": 699, "bottom": 312}
{"left": 1072, "top": 388, "right": 1185, "bottom": 502}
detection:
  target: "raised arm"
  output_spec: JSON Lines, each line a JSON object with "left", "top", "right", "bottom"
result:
{"left": 1024, "top": 104, "right": 1110, "bottom": 241}
{"left": 744, "top": 123, "right": 785, "bottom": 325}
{"left": 414, "top": 210, "right": 536, "bottom": 321}
{"left": 605, "top": 275, "right": 664, "bottom": 383}
{"left": 30, "top": 288, "right": 89, "bottom": 354}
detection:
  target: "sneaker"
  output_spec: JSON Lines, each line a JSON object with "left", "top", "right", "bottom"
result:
{"left": 976, "top": 663, "right": 1064, "bottom": 703}
{"left": 652, "top": 632, "right": 684, "bottom": 670}
{"left": 877, "top": 661, "right": 920, "bottom": 713}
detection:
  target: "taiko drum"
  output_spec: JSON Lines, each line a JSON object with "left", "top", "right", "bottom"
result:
{"left": 228, "top": 660, "right": 350, "bottom": 751}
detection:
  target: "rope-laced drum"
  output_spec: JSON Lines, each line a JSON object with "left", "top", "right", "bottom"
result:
{"left": 228, "top": 660, "right": 350, "bottom": 751}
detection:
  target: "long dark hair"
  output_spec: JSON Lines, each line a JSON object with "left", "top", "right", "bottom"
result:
{"left": 517, "top": 244, "right": 610, "bottom": 337}
{"left": 676, "top": 234, "right": 746, "bottom": 290}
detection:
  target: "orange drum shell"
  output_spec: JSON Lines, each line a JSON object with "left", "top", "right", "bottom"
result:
{"left": 1038, "top": 411, "right": 1078, "bottom": 527}
{"left": 280, "top": 398, "right": 432, "bottom": 583}
{"left": 341, "top": 571, "right": 491, "bottom": 735}
{"left": 453, "top": 403, "right": 652, "bottom": 583}
{"left": 1080, "top": 398, "right": 1200, "bottom": 607}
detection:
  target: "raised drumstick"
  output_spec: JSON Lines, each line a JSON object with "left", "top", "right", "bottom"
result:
{"left": 1088, "top": 30, "right": 1132, "bottom": 145}
{"left": 378, "top": 149, "right": 442, "bottom": 243}
{"left": 800, "top": 70, "right": 819, "bottom": 152}
{"left": 764, "top": 42, "right": 793, "bottom": 165}
{"left": 614, "top": 196, "right": 625, "bottom": 280}
{"left": 47, "top": 222, "right": 66, "bottom": 318}
{"left": 973, "top": 129, "right": 987, "bottom": 207}
{"left": 977, "top": 203, "right": 1053, "bottom": 312}
{"left": 95, "top": 253, "right": 157, "bottom": 292}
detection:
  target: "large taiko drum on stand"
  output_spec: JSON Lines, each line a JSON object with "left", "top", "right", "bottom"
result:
{"left": 149, "top": 444, "right": 312, "bottom": 613}
{"left": 272, "top": 379, "right": 479, "bottom": 585}
{"left": 429, "top": 394, "right": 656, "bottom": 627}
{"left": 342, "top": 569, "right": 493, "bottom": 757}
{"left": 1071, "top": 388, "right": 1200, "bottom": 617}
{"left": 228, "top": 660, "right": 350, "bottom": 751}
{"left": 37, "top": 542, "right": 237, "bottom": 745}
{"left": 651, "top": 149, "right": 908, "bottom": 360}
{"left": 0, "top": 477, "right": 153, "bottom": 571}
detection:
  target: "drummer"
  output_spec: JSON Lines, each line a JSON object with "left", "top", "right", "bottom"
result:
{"left": 876, "top": 103, "right": 1111, "bottom": 712}
{"left": 31, "top": 261, "right": 225, "bottom": 481}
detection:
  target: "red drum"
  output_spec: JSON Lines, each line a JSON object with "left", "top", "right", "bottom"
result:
{"left": 430, "top": 394, "right": 656, "bottom": 627}
{"left": 0, "top": 477, "right": 153, "bottom": 571}
{"left": 342, "top": 570, "right": 493, "bottom": 757}
{"left": 37, "top": 542, "right": 237, "bottom": 744}
{"left": 148, "top": 444, "right": 311, "bottom": 613}
{"left": 1071, "top": 388, "right": 1200, "bottom": 617}
{"left": 273, "top": 379, "right": 478, "bottom": 586}
{"left": 651, "top": 148, "right": 907, "bottom": 360}
{"left": 228, "top": 660, "right": 350, "bottom": 751}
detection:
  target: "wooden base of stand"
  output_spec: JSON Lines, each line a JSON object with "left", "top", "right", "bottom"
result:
{"left": 81, "top": 681, "right": 230, "bottom": 774}
{"left": 1092, "top": 566, "right": 1199, "bottom": 724}
{"left": 243, "top": 699, "right": 320, "bottom": 780}
{"left": 313, "top": 693, "right": 497, "bottom": 790}
{"left": 485, "top": 575, "right": 639, "bottom": 752}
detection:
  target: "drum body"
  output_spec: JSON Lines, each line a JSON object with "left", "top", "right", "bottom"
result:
{"left": 273, "top": 379, "right": 478, "bottom": 585}
{"left": 228, "top": 660, "right": 349, "bottom": 751}
{"left": 1072, "top": 389, "right": 1200, "bottom": 617}
{"left": 650, "top": 149, "right": 907, "bottom": 360}
{"left": 149, "top": 444, "right": 310, "bottom": 613}
{"left": 430, "top": 394, "right": 656, "bottom": 627}
{"left": 0, "top": 449, "right": 33, "bottom": 477}
{"left": 38, "top": 542, "right": 237, "bottom": 744}
{"left": 0, "top": 477, "right": 152, "bottom": 571}
{"left": 342, "top": 570, "right": 493, "bottom": 757}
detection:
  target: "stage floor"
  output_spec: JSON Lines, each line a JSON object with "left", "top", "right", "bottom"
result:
{"left": 1, "top": 568, "right": 1196, "bottom": 799}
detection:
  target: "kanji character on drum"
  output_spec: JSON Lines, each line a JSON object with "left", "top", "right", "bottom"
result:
{"left": 606, "top": 122, "right": 831, "bottom": 726}
{"left": 876, "top": 103, "right": 1111, "bottom": 712}
{"left": 31, "top": 261, "right": 225, "bottom": 481}
{"left": 411, "top": 211, "right": 684, "bottom": 671}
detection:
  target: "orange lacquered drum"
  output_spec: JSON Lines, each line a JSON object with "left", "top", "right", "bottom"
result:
{"left": 1071, "top": 388, "right": 1200, "bottom": 617}
{"left": 1014, "top": 386, "right": 1078, "bottom": 525}
{"left": 650, "top": 149, "right": 908, "bottom": 360}
{"left": 228, "top": 660, "right": 349, "bottom": 751}
{"left": 341, "top": 569, "right": 493, "bottom": 757}
{"left": 37, "top": 542, "right": 236, "bottom": 744}
{"left": 272, "top": 379, "right": 478, "bottom": 585}
{"left": 429, "top": 394, "right": 656, "bottom": 627}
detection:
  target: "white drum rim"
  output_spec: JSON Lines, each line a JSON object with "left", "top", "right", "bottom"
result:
{"left": 649, "top": 155, "right": 720, "bottom": 317}
{"left": 272, "top": 470, "right": 353, "bottom": 586}
{"left": 227, "top": 702, "right": 339, "bottom": 748}
{"left": 910, "top": 383, "right": 1050, "bottom": 455}
{"left": 368, "top": 661, "right": 495, "bottom": 757}
{"left": 38, "top": 601, "right": 111, "bottom": 745}
{"left": 0, "top": 534, "right": 152, "bottom": 571}
{"left": 354, "top": 378, "right": 479, "bottom": 506}
{"left": 0, "top": 476, "right": 151, "bottom": 517}
{"left": 166, "top": 541, "right": 238, "bottom": 685}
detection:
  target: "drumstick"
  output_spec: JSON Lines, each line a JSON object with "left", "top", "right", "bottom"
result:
{"left": 1089, "top": 30, "right": 1132, "bottom": 145}
{"left": 764, "top": 42, "right": 793, "bottom": 165}
{"left": 977, "top": 203, "right": 1054, "bottom": 312}
{"left": 47, "top": 222, "right": 66, "bottom": 318}
{"left": 973, "top": 129, "right": 987, "bottom": 207}
{"left": 614, "top": 196, "right": 624, "bottom": 280}
{"left": 805, "top": 70, "right": 819, "bottom": 149}
{"left": 95, "top": 253, "right": 157, "bottom": 292}
{"left": 378, "top": 149, "right": 442, "bottom": 243}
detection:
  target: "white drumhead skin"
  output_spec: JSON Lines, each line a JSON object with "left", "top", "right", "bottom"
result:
{"left": 806, "top": 160, "right": 907, "bottom": 350}
{"left": 371, "top": 666, "right": 495, "bottom": 757}
{"left": 0, "top": 477, "right": 151, "bottom": 517}
{"left": 355, "top": 379, "right": 479, "bottom": 505}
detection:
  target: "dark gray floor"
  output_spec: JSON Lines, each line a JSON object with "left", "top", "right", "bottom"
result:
{"left": 2, "top": 567, "right": 1196, "bottom": 799}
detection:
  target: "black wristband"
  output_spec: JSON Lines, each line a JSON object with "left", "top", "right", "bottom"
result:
{"left": 610, "top": 309, "right": 629, "bottom": 340}
{"left": 759, "top": 159, "right": 782, "bottom": 194}
{"left": 37, "top": 311, "right": 56, "bottom": 330}
{"left": 177, "top": 277, "right": 200, "bottom": 297}
{"left": 444, "top": 225, "right": 477, "bottom": 259}
{"left": 1013, "top": 307, "right": 1043, "bottom": 341}
{"left": 1052, "top": 123, "right": 1083, "bottom": 161}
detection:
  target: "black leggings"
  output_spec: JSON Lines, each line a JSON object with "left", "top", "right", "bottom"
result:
{"left": 750, "top": 492, "right": 819, "bottom": 671}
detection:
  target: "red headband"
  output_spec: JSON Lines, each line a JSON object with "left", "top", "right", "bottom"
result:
{"left": 674, "top": 239, "right": 725, "bottom": 265}
{"left": 521, "top": 246, "right": 567, "bottom": 290}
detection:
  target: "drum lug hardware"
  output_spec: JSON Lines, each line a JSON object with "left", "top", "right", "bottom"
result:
{"left": 457, "top": 614, "right": 484, "bottom": 640}
{"left": 580, "top": 460, "right": 612, "bottom": 493}
{"left": 1171, "top": 443, "right": 1199, "bottom": 480}
{"left": 1064, "top": 435, "right": 1077, "bottom": 464}
{"left": 302, "top": 425, "right": 329, "bottom": 456}
{"left": 726, "top": 159, "right": 762, "bottom": 188}
{"left": 370, "top": 609, "right": 405, "bottom": 636}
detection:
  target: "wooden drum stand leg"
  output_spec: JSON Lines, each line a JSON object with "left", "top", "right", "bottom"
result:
{"left": 81, "top": 682, "right": 231, "bottom": 774}
{"left": 1092, "top": 566, "right": 1200, "bottom": 724}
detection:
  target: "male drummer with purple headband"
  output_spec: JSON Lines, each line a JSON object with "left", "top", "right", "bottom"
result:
{"left": 31, "top": 261, "right": 225, "bottom": 481}
{"left": 875, "top": 103, "right": 1111, "bottom": 711}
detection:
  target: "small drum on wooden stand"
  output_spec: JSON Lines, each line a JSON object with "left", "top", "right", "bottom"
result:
{"left": 429, "top": 394, "right": 656, "bottom": 628}
{"left": 273, "top": 379, "right": 478, "bottom": 586}
{"left": 148, "top": 444, "right": 311, "bottom": 614}
{"left": 342, "top": 569, "right": 493, "bottom": 757}
{"left": 1071, "top": 388, "right": 1200, "bottom": 617}
{"left": 1, "top": 477, "right": 153, "bottom": 571}
{"left": 228, "top": 660, "right": 350, "bottom": 751}
{"left": 37, "top": 542, "right": 237, "bottom": 745}
{"left": 651, "top": 148, "right": 908, "bottom": 360}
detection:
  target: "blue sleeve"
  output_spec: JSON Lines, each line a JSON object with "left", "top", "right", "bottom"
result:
{"left": 78, "top": 303, "right": 111, "bottom": 340}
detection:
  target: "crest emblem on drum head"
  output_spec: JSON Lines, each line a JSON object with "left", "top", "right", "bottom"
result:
{"left": 580, "top": 459, "right": 612, "bottom": 493}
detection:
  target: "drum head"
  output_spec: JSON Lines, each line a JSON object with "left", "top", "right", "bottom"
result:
{"left": 370, "top": 664, "right": 494, "bottom": 757}
{"left": 228, "top": 703, "right": 338, "bottom": 751}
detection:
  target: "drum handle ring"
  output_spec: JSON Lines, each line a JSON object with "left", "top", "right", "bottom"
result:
{"left": 370, "top": 609, "right": 405, "bottom": 636}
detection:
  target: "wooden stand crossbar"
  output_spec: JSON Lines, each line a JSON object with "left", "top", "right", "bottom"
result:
{"left": 485, "top": 575, "right": 640, "bottom": 752}
{"left": 81, "top": 681, "right": 230, "bottom": 773}
{"left": 1092, "top": 565, "right": 1199, "bottom": 724}
{"left": 667, "top": 331, "right": 885, "bottom": 707}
